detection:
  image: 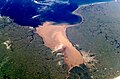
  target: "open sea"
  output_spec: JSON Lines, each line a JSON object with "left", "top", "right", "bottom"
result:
{"left": 0, "top": 0, "right": 113, "bottom": 27}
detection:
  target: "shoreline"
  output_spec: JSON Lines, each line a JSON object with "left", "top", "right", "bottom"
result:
{"left": 71, "top": 0, "right": 115, "bottom": 28}
{"left": 0, "top": 0, "right": 115, "bottom": 29}
{"left": 36, "top": 22, "right": 85, "bottom": 74}
{"left": 77, "top": 0, "right": 115, "bottom": 8}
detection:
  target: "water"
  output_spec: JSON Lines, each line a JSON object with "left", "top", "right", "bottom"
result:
{"left": 69, "top": 0, "right": 113, "bottom": 5}
{"left": 0, "top": 0, "right": 113, "bottom": 27}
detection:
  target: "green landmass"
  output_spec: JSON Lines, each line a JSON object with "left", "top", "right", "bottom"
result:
{"left": 0, "top": 1, "right": 120, "bottom": 79}
{"left": 0, "top": 17, "right": 66, "bottom": 79}
{"left": 67, "top": 1, "right": 120, "bottom": 79}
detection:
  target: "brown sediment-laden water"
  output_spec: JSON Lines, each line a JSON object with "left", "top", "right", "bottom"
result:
{"left": 36, "top": 22, "right": 92, "bottom": 72}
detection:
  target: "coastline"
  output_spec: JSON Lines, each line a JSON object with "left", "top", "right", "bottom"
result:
{"left": 66, "top": 1, "right": 120, "bottom": 79}
{"left": 77, "top": 0, "right": 115, "bottom": 8}
{"left": 36, "top": 22, "right": 85, "bottom": 76}
{"left": 34, "top": 1, "right": 116, "bottom": 73}
{"left": 0, "top": 1, "right": 120, "bottom": 79}
{"left": 71, "top": 0, "right": 115, "bottom": 28}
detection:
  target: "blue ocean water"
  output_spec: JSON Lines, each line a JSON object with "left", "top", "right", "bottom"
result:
{"left": 0, "top": 0, "right": 113, "bottom": 27}
{"left": 69, "top": 0, "right": 113, "bottom": 5}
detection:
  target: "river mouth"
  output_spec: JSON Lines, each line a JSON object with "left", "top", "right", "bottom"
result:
{"left": 0, "top": 0, "right": 118, "bottom": 79}
{"left": 36, "top": 22, "right": 85, "bottom": 72}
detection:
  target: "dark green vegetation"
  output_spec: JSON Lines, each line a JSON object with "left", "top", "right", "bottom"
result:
{"left": 0, "top": 17, "right": 66, "bottom": 79}
{"left": 0, "top": 1, "right": 120, "bottom": 79}
{"left": 68, "top": 64, "right": 92, "bottom": 79}
{"left": 67, "top": 1, "right": 120, "bottom": 79}
{"left": 0, "top": 17, "right": 92, "bottom": 79}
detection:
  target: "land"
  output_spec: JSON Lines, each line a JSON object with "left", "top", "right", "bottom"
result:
{"left": 0, "top": 17, "right": 66, "bottom": 79}
{"left": 0, "top": 1, "right": 120, "bottom": 79}
{"left": 67, "top": 1, "right": 120, "bottom": 79}
{"left": 36, "top": 22, "right": 84, "bottom": 73}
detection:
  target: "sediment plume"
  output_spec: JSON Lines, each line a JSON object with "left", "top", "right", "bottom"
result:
{"left": 36, "top": 22, "right": 84, "bottom": 72}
